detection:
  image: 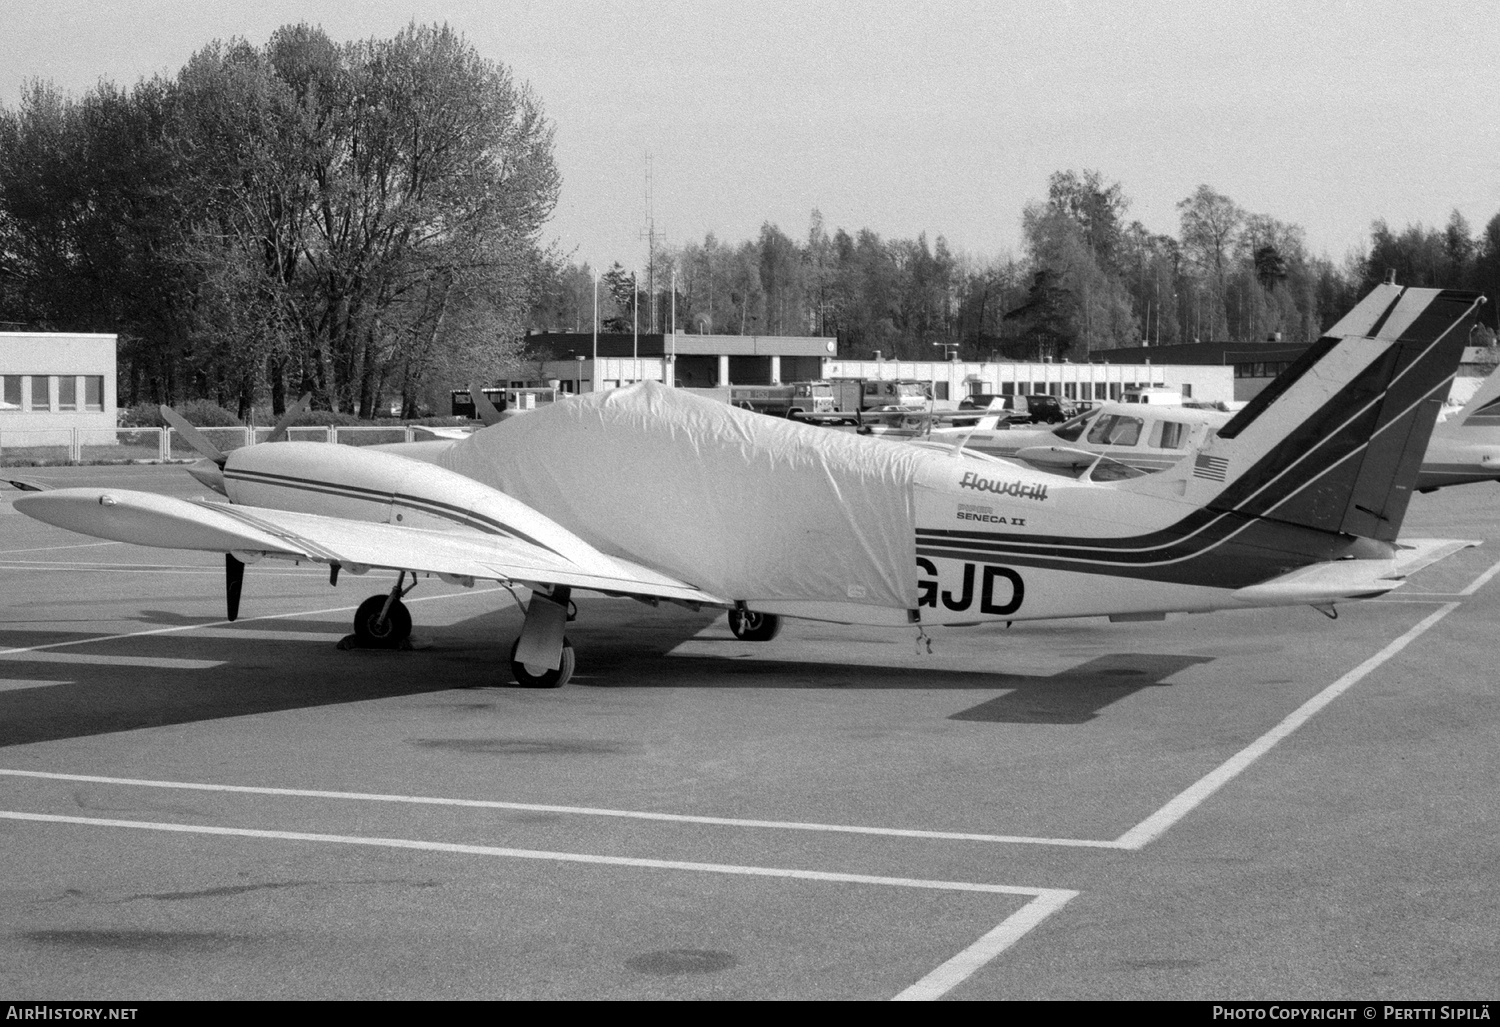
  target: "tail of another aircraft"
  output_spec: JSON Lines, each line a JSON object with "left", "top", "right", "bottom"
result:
{"left": 1191, "top": 284, "right": 1484, "bottom": 542}
{"left": 1433, "top": 359, "right": 1500, "bottom": 435}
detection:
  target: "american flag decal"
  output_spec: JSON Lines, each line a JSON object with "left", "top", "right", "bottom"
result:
{"left": 1194, "top": 454, "right": 1230, "bottom": 482}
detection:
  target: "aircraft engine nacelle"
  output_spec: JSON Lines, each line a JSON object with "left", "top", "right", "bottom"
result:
{"left": 224, "top": 442, "right": 599, "bottom": 563}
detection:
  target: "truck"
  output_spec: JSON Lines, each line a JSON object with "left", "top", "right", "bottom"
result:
{"left": 728, "top": 382, "right": 837, "bottom": 419}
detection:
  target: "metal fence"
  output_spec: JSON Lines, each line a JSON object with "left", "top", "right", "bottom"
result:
{"left": 0, "top": 424, "right": 434, "bottom": 465}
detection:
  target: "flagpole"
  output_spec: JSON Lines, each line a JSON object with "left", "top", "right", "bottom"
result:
{"left": 591, "top": 269, "right": 598, "bottom": 394}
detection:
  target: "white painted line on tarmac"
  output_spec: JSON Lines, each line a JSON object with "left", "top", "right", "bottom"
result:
{"left": 1458, "top": 556, "right": 1500, "bottom": 595}
{"left": 0, "top": 586, "right": 508, "bottom": 657}
{"left": 0, "top": 807, "right": 1076, "bottom": 999}
{"left": 182, "top": 628, "right": 350, "bottom": 643}
{"left": 0, "top": 652, "right": 223, "bottom": 670}
{"left": 0, "top": 767, "right": 1122, "bottom": 847}
{"left": 0, "top": 679, "right": 72, "bottom": 692}
{"left": 0, "top": 541, "right": 121, "bottom": 556}
{"left": 1113, "top": 601, "right": 1462, "bottom": 850}
{"left": 0, "top": 562, "right": 317, "bottom": 576}
{"left": 894, "top": 889, "right": 1077, "bottom": 1000}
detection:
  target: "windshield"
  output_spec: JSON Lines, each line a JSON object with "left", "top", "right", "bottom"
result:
{"left": 1087, "top": 414, "right": 1144, "bottom": 446}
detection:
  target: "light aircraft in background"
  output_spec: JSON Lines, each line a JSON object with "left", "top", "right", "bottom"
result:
{"left": 918, "top": 358, "right": 1500, "bottom": 493}
{"left": 12, "top": 284, "right": 1485, "bottom": 688}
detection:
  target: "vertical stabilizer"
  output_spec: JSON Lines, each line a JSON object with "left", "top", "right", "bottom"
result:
{"left": 1435, "top": 360, "right": 1500, "bottom": 434}
{"left": 1196, "top": 286, "right": 1484, "bottom": 542}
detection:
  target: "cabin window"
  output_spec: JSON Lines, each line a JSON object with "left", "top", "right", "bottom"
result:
{"left": 1087, "top": 414, "right": 1143, "bottom": 446}
{"left": 1152, "top": 420, "right": 1190, "bottom": 449}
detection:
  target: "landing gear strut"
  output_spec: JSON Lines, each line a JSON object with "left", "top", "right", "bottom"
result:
{"left": 349, "top": 571, "right": 415, "bottom": 648}
{"left": 728, "top": 607, "right": 782, "bottom": 641}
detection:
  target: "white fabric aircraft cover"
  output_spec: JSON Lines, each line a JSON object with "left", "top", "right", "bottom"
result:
{"left": 438, "top": 381, "right": 925, "bottom": 610}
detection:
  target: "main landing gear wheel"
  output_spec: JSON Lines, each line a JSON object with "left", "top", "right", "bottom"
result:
{"left": 509, "top": 637, "right": 575, "bottom": 688}
{"left": 728, "top": 609, "right": 782, "bottom": 642}
{"left": 352, "top": 594, "right": 413, "bottom": 648}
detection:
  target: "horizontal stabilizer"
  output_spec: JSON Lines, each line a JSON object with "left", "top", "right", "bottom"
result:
{"left": 1230, "top": 537, "right": 1478, "bottom": 606}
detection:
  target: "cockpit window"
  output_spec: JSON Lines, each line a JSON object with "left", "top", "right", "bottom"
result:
{"left": 1051, "top": 411, "right": 1093, "bottom": 442}
{"left": 1087, "top": 414, "right": 1143, "bottom": 446}
{"left": 1152, "top": 420, "right": 1190, "bottom": 449}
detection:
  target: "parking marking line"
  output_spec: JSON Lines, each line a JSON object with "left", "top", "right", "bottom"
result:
{"left": 894, "top": 889, "right": 1077, "bottom": 1001}
{"left": 0, "top": 767, "right": 1122, "bottom": 847}
{"left": 0, "top": 807, "right": 1077, "bottom": 1000}
{"left": 0, "top": 679, "right": 72, "bottom": 693}
{"left": 0, "top": 652, "right": 223, "bottom": 670}
{"left": 1458, "top": 556, "right": 1500, "bottom": 595}
{"left": 1113, "top": 601, "right": 1461, "bottom": 850}
{"left": 0, "top": 541, "right": 121, "bottom": 556}
{"left": 0, "top": 586, "right": 508, "bottom": 657}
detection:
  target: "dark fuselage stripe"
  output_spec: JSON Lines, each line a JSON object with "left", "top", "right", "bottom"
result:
{"left": 222, "top": 467, "right": 561, "bottom": 555}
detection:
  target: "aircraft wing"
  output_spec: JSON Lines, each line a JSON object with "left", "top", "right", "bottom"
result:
{"left": 14, "top": 488, "right": 725, "bottom": 606}
{"left": 1230, "top": 538, "right": 1480, "bottom": 605}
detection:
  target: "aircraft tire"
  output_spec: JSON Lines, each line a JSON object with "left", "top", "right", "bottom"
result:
{"left": 352, "top": 594, "right": 412, "bottom": 648}
{"left": 510, "top": 637, "right": 574, "bottom": 688}
{"left": 728, "top": 609, "right": 782, "bottom": 642}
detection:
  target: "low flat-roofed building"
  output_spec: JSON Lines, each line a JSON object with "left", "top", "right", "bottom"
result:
{"left": 0, "top": 332, "right": 118, "bottom": 448}
{"left": 518, "top": 332, "right": 837, "bottom": 391}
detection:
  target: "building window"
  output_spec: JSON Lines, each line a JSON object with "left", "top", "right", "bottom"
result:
{"left": 1000, "top": 382, "right": 1015, "bottom": 396}
{"left": 1181, "top": 383, "right": 1192, "bottom": 398}
{"left": 58, "top": 376, "right": 77, "bottom": 410}
{"left": 932, "top": 381, "right": 949, "bottom": 400}
{"left": 84, "top": 376, "right": 104, "bottom": 411}
{"left": 1095, "top": 383, "right": 1108, "bottom": 400}
{"left": 31, "top": 375, "right": 49, "bottom": 411}
{"left": 1, "top": 376, "right": 20, "bottom": 411}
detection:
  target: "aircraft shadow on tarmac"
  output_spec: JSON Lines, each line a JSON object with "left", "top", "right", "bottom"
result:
{"left": 0, "top": 603, "right": 1214, "bottom": 745}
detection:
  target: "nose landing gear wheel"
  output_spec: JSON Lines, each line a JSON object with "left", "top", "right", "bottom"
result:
{"left": 728, "top": 609, "right": 782, "bottom": 641}
{"left": 510, "top": 637, "right": 575, "bottom": 688}
{"left": 353, "top": 594, "right": 412, "bottom": 648}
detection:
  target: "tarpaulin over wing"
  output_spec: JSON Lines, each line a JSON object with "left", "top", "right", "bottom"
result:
{"left": 438, "top": 381, "right": 923, "bottom": 611}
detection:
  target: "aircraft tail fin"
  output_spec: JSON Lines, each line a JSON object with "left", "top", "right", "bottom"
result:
{"left": 1196, "top": 284, "right": 1484, "bottom": 542}
{"left": 1435, "top": 360, "right": 1500, "bottom": 434}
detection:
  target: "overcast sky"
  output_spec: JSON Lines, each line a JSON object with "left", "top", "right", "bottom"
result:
{"left": 5, "top": 0, "right": 1498, "bottom": 271}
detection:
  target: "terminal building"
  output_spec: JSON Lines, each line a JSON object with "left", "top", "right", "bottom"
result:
{"left": 510, "top": 332, "right": 1237, "bottom": 406}
{"left": 0, "top": 332, "right": 118, "bottom": 447}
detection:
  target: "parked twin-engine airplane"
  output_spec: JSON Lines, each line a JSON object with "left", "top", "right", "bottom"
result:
{"left": 924, "top": 355, "right": 1500, "bottom": 491}
{"left": 12, "top": 284, "right": 1486, "bottom": 687}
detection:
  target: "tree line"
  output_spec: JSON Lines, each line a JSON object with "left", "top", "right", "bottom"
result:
{"left": 7, "top": 28, "right": 1498, "bottom": 420}
{"left": 532, "top": 171, "right": 1500, "bottom": 363}
{"left": 0, "top": 22, "right": 558, "bottom": 417}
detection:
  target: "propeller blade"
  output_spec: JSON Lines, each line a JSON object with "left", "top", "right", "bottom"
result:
{"left": 159, "top": 405, "right": 227, "bottom": 466}
{"left": 468, "top": 382, "right": 503, "bottom": 426}
{"left": 265, "top": 392, "right": 314, "bottom": 443}
{"left": 226, "top": 553, "right": 244, "bottom": 621}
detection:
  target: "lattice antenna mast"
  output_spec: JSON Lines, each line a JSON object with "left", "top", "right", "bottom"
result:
{"left": 639, "top": 151, "right": 663, "bottom": 334}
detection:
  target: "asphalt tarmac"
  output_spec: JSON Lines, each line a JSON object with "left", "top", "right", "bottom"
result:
{"left": 1, "top": 465, "right": 1497, "bottom": 1000}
